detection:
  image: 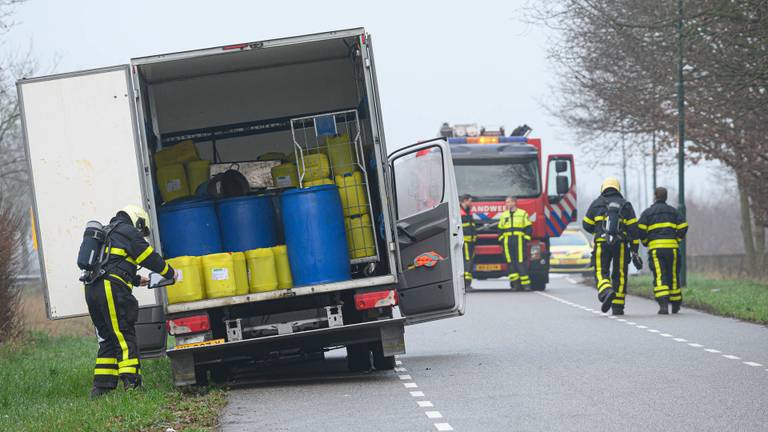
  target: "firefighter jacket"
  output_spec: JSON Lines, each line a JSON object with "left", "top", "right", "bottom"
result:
{"left": 461, "top": 206, "right": 477, "bottom": 243}
{"left": 498, "top": 208, "right": 532, "bottom": 242}
{"left": 582, "top": 189, "right": 640, "bottom": 253}
{"left": 637, "top": 200, "right": 688, "bottom": 250}
{"left": 103, "top": 213, "right": 174, "bottom": 287}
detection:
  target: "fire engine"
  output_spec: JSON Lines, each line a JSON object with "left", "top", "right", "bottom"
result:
{"left": 440, "top": 123, "right": 577, "bottom": 290}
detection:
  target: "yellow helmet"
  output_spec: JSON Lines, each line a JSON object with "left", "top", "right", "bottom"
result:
{"left": 600, "top": 177, "right": 621, "bottom": 193}
{"left": 121, "top": 204, "right": 150, "bottom": 236}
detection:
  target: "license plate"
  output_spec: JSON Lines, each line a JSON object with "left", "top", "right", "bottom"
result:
{"left": 175, "top": 338, "right": 225, "bottom": 350}
{"left": 475, "top": 264, "right": 502, "bottom": 271}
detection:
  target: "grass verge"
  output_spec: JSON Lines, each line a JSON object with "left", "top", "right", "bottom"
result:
{"left": 628, "top": 273, "right": 768, "bottom": 324}
{"left": 0, "top": 332, "right": 226, "bottom": 431}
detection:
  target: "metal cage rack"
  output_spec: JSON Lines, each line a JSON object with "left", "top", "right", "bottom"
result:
{"left": 290, "top": 109, "right": 380, "bottom": 265}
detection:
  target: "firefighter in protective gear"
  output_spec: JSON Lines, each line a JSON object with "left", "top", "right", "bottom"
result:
{"left": 583, "top": 178, "right": 641, "bottom": 314}
{"left": 638, "top": 187, "right": 688, "bottom": 314}
{"left": 85, "top": 205, "right": 175, "bottom": 398}
{"left": 460, "top": 194, "right": 477, "bottom": 290}
{"left": 498, "top": 196, "right": 532, "bottom": 290}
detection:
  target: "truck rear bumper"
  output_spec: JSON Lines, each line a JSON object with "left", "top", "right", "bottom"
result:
{"left": 166, "top": 317, "right": 406, "bottom": 386}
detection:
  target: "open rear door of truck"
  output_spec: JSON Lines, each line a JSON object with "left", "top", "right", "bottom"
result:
{"left": 388, "top": 138, "right": 465, "bottom": 324}
{"left": 18, "top": 66, "right": 166, "bottom": 356}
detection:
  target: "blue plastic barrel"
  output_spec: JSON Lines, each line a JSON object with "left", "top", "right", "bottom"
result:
{"left": 281, "top": 185, "right": 350, "bottom": 286}
{"left": 216, "top": 195, "right": 278, "bottom": 252}
{"left": 158, "top": 198, "right": 222, "bottom": 258}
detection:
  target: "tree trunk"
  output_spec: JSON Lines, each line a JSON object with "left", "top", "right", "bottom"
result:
{"left": 754, "top": 219, "right": 766, "bottom": 272}
{"left": 737, "top": 175, "right": 756, "bottom": 275}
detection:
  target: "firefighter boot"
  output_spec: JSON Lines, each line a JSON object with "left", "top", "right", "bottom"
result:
{"left": 671, "top": 302, "right": 681, "bottom": 314}
{"left": 599, "top": 288, "right": 616, "bottom": 313}
{"left": 658, "top": 297, "right": 670, "bottom": 315}
{"left": 121, "top": 375, "right": 143, "bottom": 391}
{"left": 90, "top": 386, "right": 114, "bottom": 399}
{"left": 611, "top": 306, "right": 624, "bottom": 316}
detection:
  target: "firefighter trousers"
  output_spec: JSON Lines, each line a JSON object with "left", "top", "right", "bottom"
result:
{"left": 503, "top": 235, "right": 530, "bottom": 287}
{"left": 649, "top": 248, "right": 682, "bottom": 305}
{"left": 593, "top": 241, "right": 629, "bottom": 310}
{"left": 463, "top": 241, "right": 475, "bottom": 282}
{"left": 85, "top": 278, "right": 141, "bottom": 389}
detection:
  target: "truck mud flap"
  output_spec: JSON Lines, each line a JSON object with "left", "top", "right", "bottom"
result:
{"left": 167, "top": 317, "right": 406, "bottom": 386}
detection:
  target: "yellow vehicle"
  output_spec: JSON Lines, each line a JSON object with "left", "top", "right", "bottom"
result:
{"left": 549, "top": 227, "right": 593, "bottom": 275}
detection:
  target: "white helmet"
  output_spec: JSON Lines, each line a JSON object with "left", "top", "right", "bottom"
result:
{"left": 121, "top": 205, "right": 150, "bottom": 236}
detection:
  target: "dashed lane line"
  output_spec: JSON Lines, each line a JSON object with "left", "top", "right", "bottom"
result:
{"left": 395, "top": 356, "right": 453, "bottom": 431}
{"left": 536, "top": 291, "right": 767, "bottom": 375}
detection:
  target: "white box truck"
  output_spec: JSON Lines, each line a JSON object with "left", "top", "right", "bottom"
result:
{"left": 18, "top": 28, "right": 466, "bottom": 385}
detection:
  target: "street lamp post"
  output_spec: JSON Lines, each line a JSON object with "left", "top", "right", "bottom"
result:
{"left": 677, "top": 0, "right": 687, "bottom": 286}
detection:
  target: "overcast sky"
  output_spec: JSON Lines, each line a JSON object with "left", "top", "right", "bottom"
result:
{"left": 6, "top": 0, "right": 727, "bottom": 209}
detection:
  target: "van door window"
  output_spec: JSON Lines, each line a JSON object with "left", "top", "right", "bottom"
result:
{"left": 391, "top": 146, "right": 444, "bottom": 219}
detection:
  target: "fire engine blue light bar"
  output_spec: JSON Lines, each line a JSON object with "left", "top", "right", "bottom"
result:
{"left": 447, "top": 136, "right": 528, "bottom": 144}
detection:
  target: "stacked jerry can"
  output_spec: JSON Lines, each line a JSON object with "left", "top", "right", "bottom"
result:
{"left": 154, "top": 140, "right": 211, "bottom": 203}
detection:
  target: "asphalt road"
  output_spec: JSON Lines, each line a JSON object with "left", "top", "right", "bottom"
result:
{"left": 220, "top": 275, "right": 768, "bottom": 431}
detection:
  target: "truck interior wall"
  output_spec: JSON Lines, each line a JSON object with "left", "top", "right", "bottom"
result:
{"left": 137, "top": 48, "right": 391, "bottom": 277}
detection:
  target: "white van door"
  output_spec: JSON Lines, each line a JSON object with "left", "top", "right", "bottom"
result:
{"left": 19, "top": 66, "right": 159, "bottom": 319}
{"left": 388, "top": 138, "right": 465, "bottom": 324}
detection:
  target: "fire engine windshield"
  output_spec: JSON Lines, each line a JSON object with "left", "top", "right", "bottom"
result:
{"left": 453, "top": 158, "right": 541, "bottom": 199}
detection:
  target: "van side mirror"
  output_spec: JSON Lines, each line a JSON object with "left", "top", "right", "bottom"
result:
{"left": 555, "top": 160, "right": 568, "bottom": 173}
{"left": 556, "top": 175, "right": 569, "bottom": 195}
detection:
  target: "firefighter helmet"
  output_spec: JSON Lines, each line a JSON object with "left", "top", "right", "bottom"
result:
{"left": 121, "top": 205, "right": 150, "bottom": 236}
{"left": 600, "top": 177, "right": 621, "bottom": 193}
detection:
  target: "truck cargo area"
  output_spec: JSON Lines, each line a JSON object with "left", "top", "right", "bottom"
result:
{"left": 132, "top": 31, "right": 396, "bottom": 309}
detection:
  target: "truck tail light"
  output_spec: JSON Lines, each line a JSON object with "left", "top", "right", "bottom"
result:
{"left": 355, "top": 290, "right": 399, "bottom": 311}
{"left": 166, "top": 314, "right": 210, "bottom": 335}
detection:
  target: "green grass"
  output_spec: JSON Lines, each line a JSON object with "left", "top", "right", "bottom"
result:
{"left": 0, "top": 333, "right": 226, "bottom": 431}
{"left": 628, "top": 273, "right": 768, "bottom": 324}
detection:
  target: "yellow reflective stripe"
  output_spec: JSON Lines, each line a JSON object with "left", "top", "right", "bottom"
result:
{"left": 108, "top": 274, "right": 132, "bottom": 288}
{"left": 118, "top": 358, "right": 139, "bottom": 367}
{"left": 518, "top": 236, "right": 523, "bottom": 263}
{"left": 107, "top": 247, "right": 137, "bottom": 265}
{"left": 647, "top": 222, "right": 678, "bottom": 231}
{"left": 583, "top": 216, "right": 595, "bottom": 225}
{"left": 508, "top": 273, "right": 519, "bottom": 280}
{"left": 672, "top": 249, "right": 678, "bottom": 292}
{"left": 652, "top": 250, "right": 663, "bottom": 289}
{"left": 135, "top": 246, "right": 154, "bottom": 264}
{"left": 613, "top": 299, "right": 625, "bottom": 305}
{"left": 617, "top": 245, "right": 626, "bottom": 295}
{"left": 463, "top": 235, "right": 474, "bottom": 241}
{"left": 104, "top": 280, "right": 130, "bottom": 363}
{"left": 464, "top": 243, "right": 470, "bottom": 261}
{"left": 594, "top": 216, "right": 606, "bottom": 221}
{"left": 649, "top": 239, "right": 679, "bottom": 249}
{"left": 595, "top": 243, "right": 603, "bottom": 287}
{"left": 161, "top": 263, "right": 171, "bottom": 277}
{"left": 461, "top": 222, "right": 471, "bottom": 227}
{"left": 524, "top": 235, "right": 532, "bottom": 241}
{"left": 94, "top": 368, "right": 119, "bottom": 376}
{"left": 677, "top": 222, "right": 688, "bottom": 229}
{"left": 96, "top": 357, "right": 117, "bottom": 365}
{"left": 638, "top": 223, "right": 648, "bottom": 231}
{"left": 119, "top": 367, "right": 137, "bottom": 375}
{"left": 623, "top": 218, "right": 637, "bottom": 225}
{"left": 504, "top": 239, "right": 511, "bottom": 263}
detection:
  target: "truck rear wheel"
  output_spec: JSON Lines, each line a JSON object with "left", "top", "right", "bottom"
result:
{"left": 371, "top": 341, "right": 395, "bottom": 370}
{"left": 346, "top": 343, "right": 371, "bottom": 372}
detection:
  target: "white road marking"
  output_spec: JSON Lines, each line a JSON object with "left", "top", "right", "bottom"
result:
{"left": 395, "top": 360, "right": 402, "bottom": 365}
{"left": 535, "top": 291, "right": 766, "bottom": 376}
{"left": 425, "top": 411, "right": 443, "bottom": 419}
{"left": 410, "top": 391, "right": 425, "bottom": 397}
{"left": 399, "top": 375, "right": 412, "bottom": 380}
{"left": 435, "top": 423, "right": 454, "bottom": 431}
{"left": 418, "top": 401, "right": 434, "bottom": 408}
{"left": 395, "top": 367, "right": 407, "bottom": 372}
{"left": 404, "top": 382, "right": 418, "bottom": 388}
